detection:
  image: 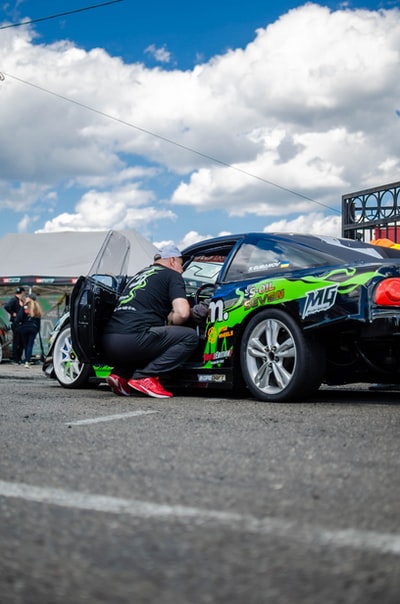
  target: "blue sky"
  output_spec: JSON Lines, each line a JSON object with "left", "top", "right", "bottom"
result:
{"left": 1, "top": 0, "right": 400, "bottom": 249}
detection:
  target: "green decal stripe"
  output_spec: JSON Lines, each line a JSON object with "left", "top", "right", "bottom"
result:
{"left": 203, "top": 267, "right": 383, "bottom": 361}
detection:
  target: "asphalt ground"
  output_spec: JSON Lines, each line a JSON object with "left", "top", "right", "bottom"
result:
{"left": 0, "top": 361, "right": 399, "bottom": 604}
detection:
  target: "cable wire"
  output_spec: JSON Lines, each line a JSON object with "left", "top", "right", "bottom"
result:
{"left": 1, "top": 70, "right": 340, "bottom": 214}
{"left": 0, "top": 1, "right": 124, "bottom": 30}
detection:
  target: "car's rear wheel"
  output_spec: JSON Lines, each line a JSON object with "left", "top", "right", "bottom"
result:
{"left": 53, "top": 324, "right": 93, "bottom": 388}
{"left": 240, "top": 308, "right": 324, "bottom": 402}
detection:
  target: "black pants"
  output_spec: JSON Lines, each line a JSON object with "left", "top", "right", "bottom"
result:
{"left": 19, "top": 327, "right": 38, "bottom": 364}
{"left": 11, "top": 322, "right": 23, "bottom": 362}
{"left": 102, "top": 325, "right": 199, "bottom": 380}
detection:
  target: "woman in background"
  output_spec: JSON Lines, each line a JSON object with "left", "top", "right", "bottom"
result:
{"left": 17, "top": 293, "right": 43, "bottom": 367}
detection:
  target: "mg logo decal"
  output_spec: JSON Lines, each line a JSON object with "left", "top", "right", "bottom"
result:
{"left": 302, "top": 285, "right": 338, "bottom": 318}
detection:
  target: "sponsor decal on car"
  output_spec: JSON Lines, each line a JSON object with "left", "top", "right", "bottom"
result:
{"left": 203, "top": 349, "right": 233, "bottom": 364}
{"left": 198, "top": 374, "right": 227, "bottom": 382}
{"left": 200, "top": 268, "right": 383, "bottom": 369}
{"left": 204, "top": 322, "right": 234, "bottom": 367}
{"left": 301, "top": 285, "right": 339, "bottom": 318}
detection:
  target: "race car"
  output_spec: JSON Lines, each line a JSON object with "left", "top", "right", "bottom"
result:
{"left": 43, "top": 230, "right": 400, "bottom": 402}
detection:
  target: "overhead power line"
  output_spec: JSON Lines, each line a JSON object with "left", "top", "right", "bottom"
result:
{"left": 0, "top": 0, "right": 124, "bottom": 30}
{"left": 0, "top": 71, "right": 340, "bottom": 214}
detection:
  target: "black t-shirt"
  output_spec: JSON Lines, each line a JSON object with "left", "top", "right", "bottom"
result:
{"left": 4, "top": 296, "right": 20, "bottom": 321}
{"left": 103, "top": 264, "right": 187, "bottom": 335}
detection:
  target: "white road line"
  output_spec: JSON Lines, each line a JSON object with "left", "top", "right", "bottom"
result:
{"left": 0, "top": 479, "right": 399, "bottom": 556}
{"left": 66, "top": 410, "right": 157, "bottom": 425}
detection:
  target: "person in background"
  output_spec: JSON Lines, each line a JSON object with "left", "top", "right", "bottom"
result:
{"left": 102, "top": 244, "right": 199, "bottom": 398}
{"left": 16, "top": 292, "right": 43, "bottom": 367}
{"left": 4, "top": 286, "right": 26, "bottom": 364}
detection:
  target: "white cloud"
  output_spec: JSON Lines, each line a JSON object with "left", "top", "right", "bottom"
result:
{"left": 0, "top": 181, "right": 54, "bottom": 212}
{"left": 38, "top": 184, "right": 176, "bottom": 233}
{"left": 17, "top": 214, "right": 32, "bottom": 233}
{"left": 155, "top": 230, "right": 233, "bottom": 252}
{"left": 0, "top": 4, "right": 400, "bottom": 243}
{"left": 144, "top": 44, "right": 172, "bottom": 63}
{"left": 178, "top": 230, "right": 232, "bottom": 249}
{"left": 263, "top": 212, "right": 342, "bottom": 237}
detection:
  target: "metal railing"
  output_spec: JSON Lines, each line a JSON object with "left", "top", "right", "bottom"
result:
{"left": 342, "top": 180, "right": 400, "bottom": 241}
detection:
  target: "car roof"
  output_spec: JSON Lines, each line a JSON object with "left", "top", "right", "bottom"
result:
{"left": 182, "top": 232, "right": 400, "bottom": 263}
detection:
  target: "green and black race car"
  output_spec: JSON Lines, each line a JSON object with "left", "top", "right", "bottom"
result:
{"left": 43, "top": 230, "right": 400, "bottom": 402}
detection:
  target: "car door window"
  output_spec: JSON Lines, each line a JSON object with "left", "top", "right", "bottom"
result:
{"left": 224, "top": 239, "right": 336, "bottom": 281}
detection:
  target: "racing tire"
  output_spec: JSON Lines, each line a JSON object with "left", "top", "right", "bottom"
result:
{"left": 240, "top": 308, "right": 324, "bottom": 402}
{"left": 53, "top": 324, "right": 93, "bottom": 388}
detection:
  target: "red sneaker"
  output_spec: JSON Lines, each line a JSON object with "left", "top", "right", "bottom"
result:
{"left": 128, "top": 377, "right": 173, "bottom": 398}
{"left": 106, "top": 374, "right": 131, "bottom": 396}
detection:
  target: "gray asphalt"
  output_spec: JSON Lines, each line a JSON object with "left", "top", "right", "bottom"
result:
{"left": 0, "top": 362, "right": 399, "bottom": 604}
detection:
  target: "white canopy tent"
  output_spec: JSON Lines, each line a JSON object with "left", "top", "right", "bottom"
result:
{"left": 0, "top": 230, "right": 158, "bottom": 295}
{"left": 0, "top": 231, "right": 159, "bottom": 351}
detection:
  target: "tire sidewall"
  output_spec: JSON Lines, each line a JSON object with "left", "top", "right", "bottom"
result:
{"left": 53, "top": 325, "right": 93, "bottom": 388}
{"left": 240, "top": 308, "right": 322, "bottom": 402}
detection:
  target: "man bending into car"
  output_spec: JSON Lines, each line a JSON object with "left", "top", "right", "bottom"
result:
{"left": 102, "top": 245, "right": 199, "bottom": 398}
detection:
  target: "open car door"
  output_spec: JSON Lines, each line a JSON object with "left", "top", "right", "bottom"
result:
{"left": 70, "top": 230, "right": 130, "bottom": 364}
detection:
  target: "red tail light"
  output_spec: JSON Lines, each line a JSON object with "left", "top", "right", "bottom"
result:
{"left": 374, "top": 278, "right": 400, "bottom": 306}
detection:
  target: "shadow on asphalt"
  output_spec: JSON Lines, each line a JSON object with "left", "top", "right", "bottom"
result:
{"left": 1, "top": 360, "right": 399, "bottom": 405}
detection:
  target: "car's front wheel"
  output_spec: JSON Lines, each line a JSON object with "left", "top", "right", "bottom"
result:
{"left": 53, "top": 324, "right": 93, "bottom": 388}
{"left": 240, "top": 308, "right": 324, "bottom": 402}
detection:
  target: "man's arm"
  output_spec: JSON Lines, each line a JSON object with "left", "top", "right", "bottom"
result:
{"left": 4, "top": 299, "right": 17, "bottom": 316}
{"left": 168, "top": 297, "right": 191, "bottom": 325}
